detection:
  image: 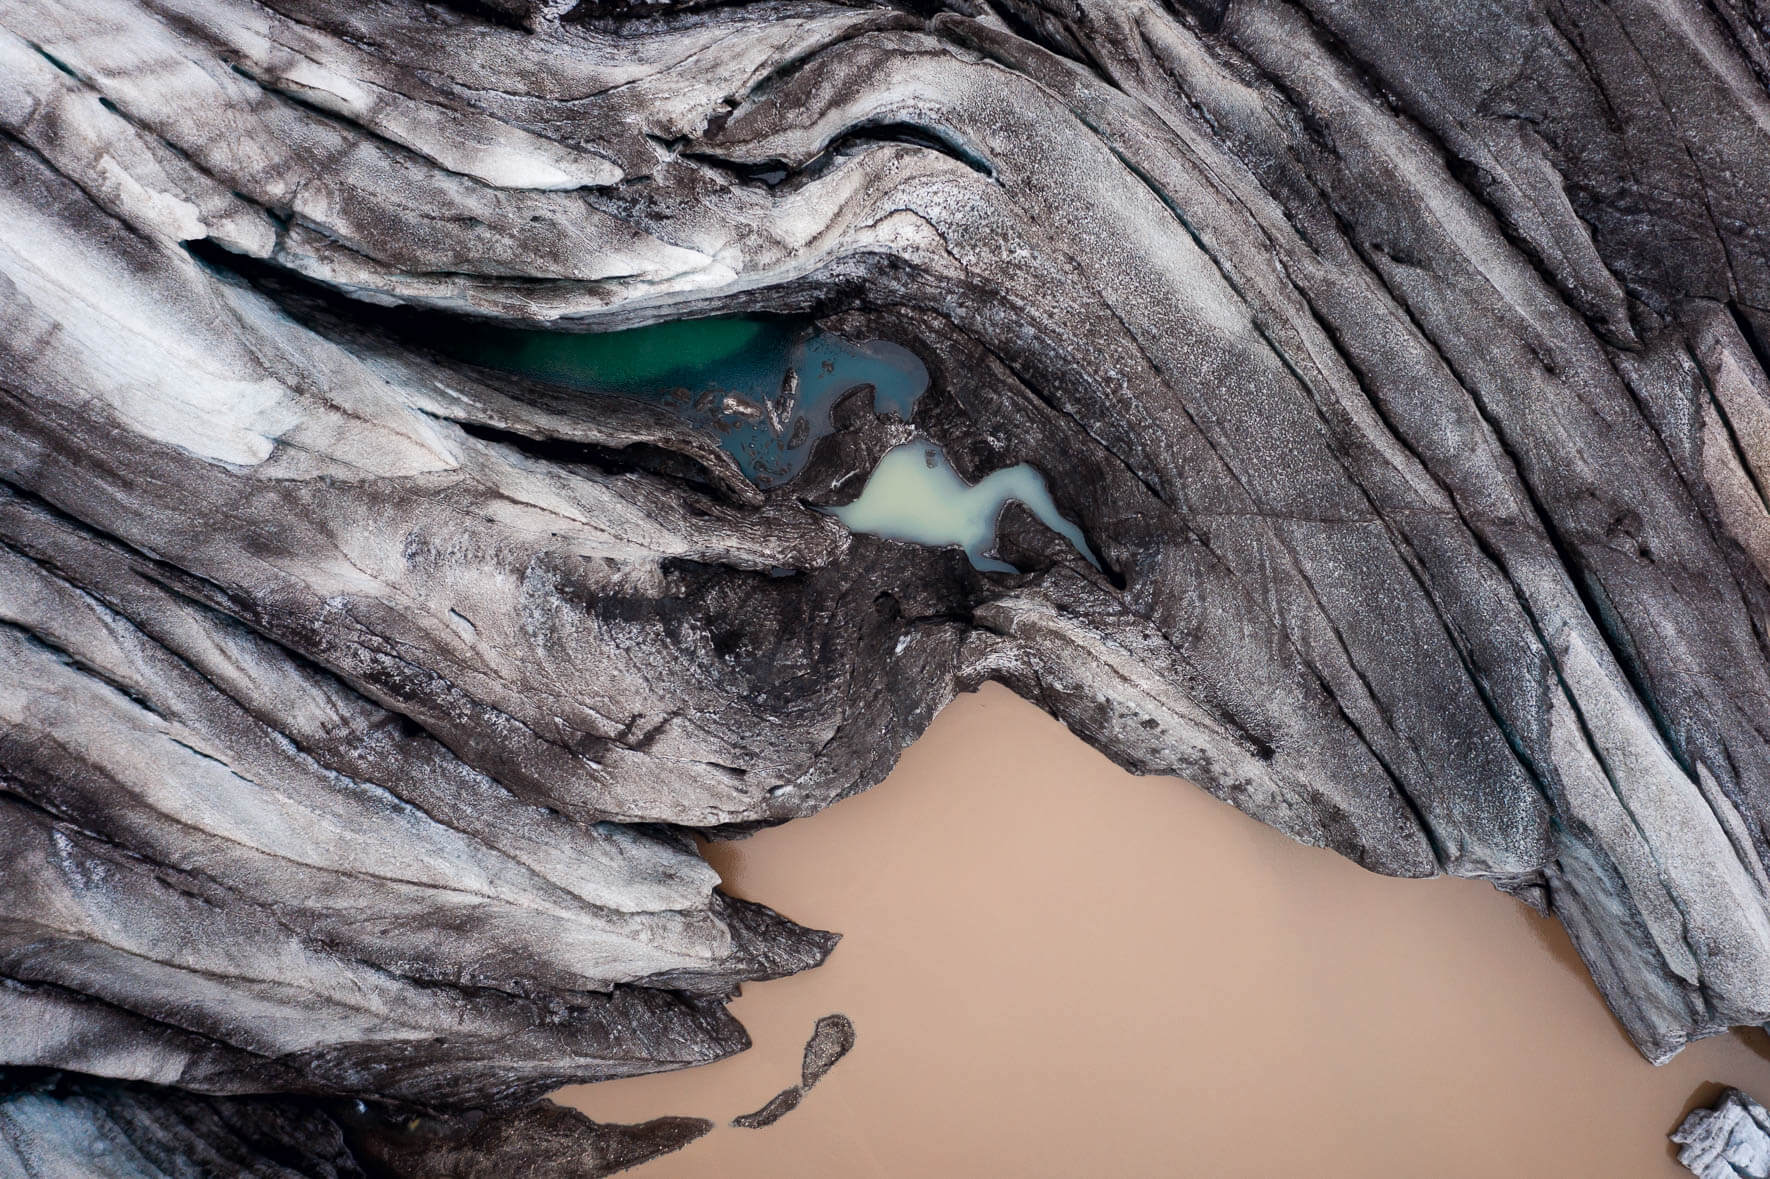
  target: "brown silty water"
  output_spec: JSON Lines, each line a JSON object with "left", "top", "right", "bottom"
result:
{"left": 566, "top": 683, "right": 1770, "bottom": 1177}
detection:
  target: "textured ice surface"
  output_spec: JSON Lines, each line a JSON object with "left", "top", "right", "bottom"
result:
{"left": 1674, "top": 1089, "right": 1770, "bottom": 1178}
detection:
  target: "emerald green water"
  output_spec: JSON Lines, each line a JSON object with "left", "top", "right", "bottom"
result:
{"left": 446, "top": 316, "right": 926, "bottom": 488}
{"left": 464, "top": 317, "right": 770, "bottom": 388}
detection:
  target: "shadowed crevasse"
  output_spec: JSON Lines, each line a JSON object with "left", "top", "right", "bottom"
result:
{"left": 3, "top": 0, "right": 1770, "bottom": 1170}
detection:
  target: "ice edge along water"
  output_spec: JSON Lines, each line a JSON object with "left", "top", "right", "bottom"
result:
{"left": 458, "top": 317, "right": 1095, "bottom": 572}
